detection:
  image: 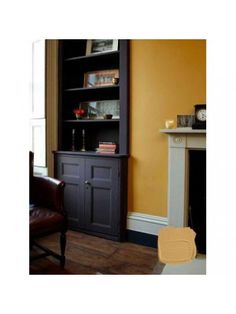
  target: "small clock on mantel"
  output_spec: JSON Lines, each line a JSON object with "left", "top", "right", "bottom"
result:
{"left": 192, "top": 104, "right": 206, "bottom": 129}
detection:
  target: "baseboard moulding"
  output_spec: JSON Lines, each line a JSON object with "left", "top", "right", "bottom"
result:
{"left": 126, "top": 212, "right": 168, "bottom": 248}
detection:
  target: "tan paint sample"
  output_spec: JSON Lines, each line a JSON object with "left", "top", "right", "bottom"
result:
{"left": 158, "top": 227, "right": 197, "bottom": 264}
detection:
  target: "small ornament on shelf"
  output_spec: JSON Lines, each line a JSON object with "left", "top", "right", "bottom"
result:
{"left": 112, "top": 77, "right": 119, "bottom": 85}
{"left": 73, "top": 107, "right": 85, "bottom": 119}
{"left": 165, "top": 119, "right": 174, "bottom": 129}
{"left": 177, "top": 115, "right": 194, "bottom": 128}
{"left": 103, "top": 114, "right": 113, "bottom": 120}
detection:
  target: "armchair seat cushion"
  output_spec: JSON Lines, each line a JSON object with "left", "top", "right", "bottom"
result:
{"left": 30, "top": 207, "right": 65, "bottom": 238}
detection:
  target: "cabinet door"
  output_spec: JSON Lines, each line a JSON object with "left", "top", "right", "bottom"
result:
{"left": 55, "top": 155, "right": 85, "bottom": 229}
{"left": 84, "top": 158, "right": 120, "bottom": 236}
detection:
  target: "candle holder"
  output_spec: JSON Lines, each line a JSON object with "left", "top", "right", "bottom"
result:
{"left": 71, "top": 128, "right": 76, "bottom": 151}
{"left": 165, "top": 119, "right": 175, "bottom": 129}
{"left": 80, "top": 129, "right": 86, "bottom": 152}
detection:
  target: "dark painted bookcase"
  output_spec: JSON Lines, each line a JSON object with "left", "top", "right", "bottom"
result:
{"left": 54, "top": 40, "right": 129, "bottom": 241}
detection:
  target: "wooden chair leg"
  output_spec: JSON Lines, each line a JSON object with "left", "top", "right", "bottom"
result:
{"left": 60, "top": 232, "right": 66, "bottom": 267}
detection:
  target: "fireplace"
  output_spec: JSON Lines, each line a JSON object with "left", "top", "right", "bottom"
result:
{"left": 188, "top": 150, "right": 206, "bottom": 253}
{"left": 160, "top": 128, "right": 206, "bottom": 252}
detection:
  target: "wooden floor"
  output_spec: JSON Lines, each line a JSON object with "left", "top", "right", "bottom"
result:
{"left": 30, "top": 230, "right": 164, "bottom": 275}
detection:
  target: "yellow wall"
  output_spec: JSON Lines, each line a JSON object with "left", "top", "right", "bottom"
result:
{"left": 128, "top": 40, "right": 206, "bottom": 217}
{"left": 46, "top": 40, "right": 58, "bottom": 177}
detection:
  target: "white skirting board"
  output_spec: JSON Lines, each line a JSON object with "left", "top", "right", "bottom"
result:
{"left": 127, "top": 212, "right": 168, "bottom": 235}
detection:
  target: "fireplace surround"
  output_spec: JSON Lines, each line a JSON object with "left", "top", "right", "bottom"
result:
{"left": 160, "top": 127, "right": 206, "bottom": 227}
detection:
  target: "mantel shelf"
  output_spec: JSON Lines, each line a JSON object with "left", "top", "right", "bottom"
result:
{"left": 160, "top": 127, "right": 206, "bottom": 134}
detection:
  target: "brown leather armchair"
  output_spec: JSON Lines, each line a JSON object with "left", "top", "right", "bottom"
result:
{"left": 30, "top": 151, "right": 67, "bottom": 267}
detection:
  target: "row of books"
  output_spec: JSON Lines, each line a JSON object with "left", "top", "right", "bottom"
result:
{"left": 96, "top": 142, "right": 117, "bottom": 154}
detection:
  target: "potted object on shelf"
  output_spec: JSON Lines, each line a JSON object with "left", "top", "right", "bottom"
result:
{"left": 112, "top": 77, "right": 119, "bottom": 85}
{"left": 165, "top": 119, "right": 175, "bottom": 129}
{"left": 73, "top": 108, "right": 85, "bottom": 119}
{"left": 103, "top": 114, "right": 113, "bottom": 120}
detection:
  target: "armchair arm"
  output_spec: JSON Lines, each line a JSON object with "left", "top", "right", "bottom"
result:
{"left": 31, "top": 176, "right": 65, "bottom": 214}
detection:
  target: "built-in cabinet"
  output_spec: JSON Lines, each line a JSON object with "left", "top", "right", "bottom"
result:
{"left": 55, "top": 153, "right": 128, "bottom": 240}
{"left": 54, "top": 40, "right": 129, "bottom": 241}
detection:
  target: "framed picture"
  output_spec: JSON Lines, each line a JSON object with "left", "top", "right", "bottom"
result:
{"left": 177, "top": 115, "right": 195, "bottom": 127}
{"left": 86, "top": 39, "right": 118, "bottom": 55}
{"left": 84, "top": 69, "right": 119, "bottom": 88}
{"left": 79, "top": 100, "right": 120, "bottom": 119}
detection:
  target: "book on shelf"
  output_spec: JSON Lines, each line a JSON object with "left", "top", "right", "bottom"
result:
{"left": 99, "top": 141, "right": 116, "bottom": 145}
{"left": 96, "top": 141, "right": 118, "bottom": 154}
{"left": 96, "top": 150, "right": 116, "bottom": 154}
{"left": 99, "top": 144, "right": 117, "bottom": 149}
{"left": 96, "top": 148, "right": 116, "bottom": 152}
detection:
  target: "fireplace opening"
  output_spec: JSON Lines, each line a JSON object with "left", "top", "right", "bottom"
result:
{"left": 188, "top": 150, "right": 206, "bottom": 254}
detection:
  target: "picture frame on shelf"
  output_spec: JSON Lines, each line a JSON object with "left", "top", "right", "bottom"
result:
{"left": 79, "top": 100, "right": 120, "bottom": 119}
{"left": 86, "top": 39, "right": 118, "bottom": 55}
{"left": 177, "top": 115, "right": 195, "bottom": 128}
{"left": 84, "top": 69, "right": 119, "bottom": 88}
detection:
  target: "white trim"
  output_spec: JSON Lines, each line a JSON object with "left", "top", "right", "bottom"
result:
{"left": 32, "top": 40, "right": 45, "bottom": 119}
{"left": 34, "top": 166, "right": 48, "bottom": 176}
{"left": 127, "top": 212, "right": 168, "bottom": 235}
{"left": 160, "top": 127, "right": 206, "bottom": 134}
{"left": 30, "top": 118, "right": 46, "bottom": 167}
{"left": 161, "top": 131, "right": 206, "bottom": 227}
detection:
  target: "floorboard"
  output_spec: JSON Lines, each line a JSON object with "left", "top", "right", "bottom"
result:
{"left": 30, "top": 230, "right": 164, "bottom": 275}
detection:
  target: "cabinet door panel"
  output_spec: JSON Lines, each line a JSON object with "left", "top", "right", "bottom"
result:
{"left": 55, "top": 156, "right": 85, "bottom": 228}
{"left": 59, "top": 157, "right": 83, "bottom": 183}
{"left": 64, "top": 182, "right": 81, "bottom": 229}
{"left": 84, "top": 158, "right": 119, "bottom": 235}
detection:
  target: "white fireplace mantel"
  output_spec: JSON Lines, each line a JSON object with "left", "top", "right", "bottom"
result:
{"left": 160, "top": 127, "right": 206, "bottom": 227}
